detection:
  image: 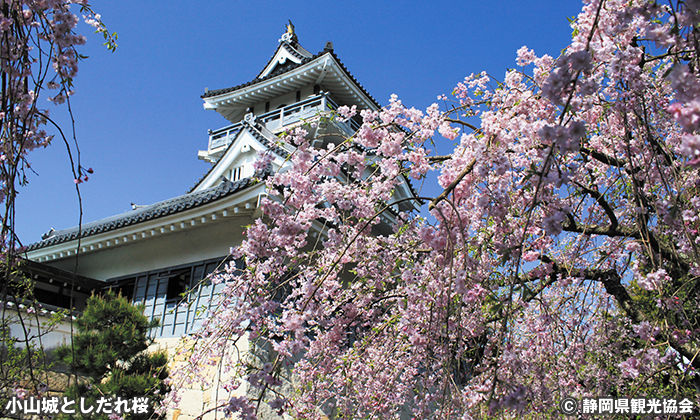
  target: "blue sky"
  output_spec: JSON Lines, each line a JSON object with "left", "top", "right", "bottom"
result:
{"left": 16, "top": 0, "right": 585, "bottom": 244}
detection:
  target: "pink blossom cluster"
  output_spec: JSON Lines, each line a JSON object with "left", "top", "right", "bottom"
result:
{"left": 170, "top": 1, "right": 700, "bottom": 418}
{"left": 0, "top": 0, "right": 113, "bottom": 258}
{"left": 0, "top": 3, "right": 112, "bottom": 409}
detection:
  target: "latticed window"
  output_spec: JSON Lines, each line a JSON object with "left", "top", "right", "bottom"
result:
{"left": 230, "top": 166, "right": 243, "bottom": 181}
{"left": 107, "top": 258, "right": 243, "bottom": 338}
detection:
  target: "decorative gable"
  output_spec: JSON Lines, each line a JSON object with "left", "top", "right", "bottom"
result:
{"left": 258, "top": 21, "right": 313, "bottom": 79}
{"left": 258, "top": 41, "right": 309, "bottom": 79}
{"left": 191, "top": 116, "right": 291, "bottom": 193}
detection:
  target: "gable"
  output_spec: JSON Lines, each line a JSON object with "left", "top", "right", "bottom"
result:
{"left": 258, "top": 41, "right": 311, "bottom": 79}
{"left": 202, "top": 50, "right": 380, "bottom": 125}
{"left": 192, "top": 121, "right": 291, "bottom": 192}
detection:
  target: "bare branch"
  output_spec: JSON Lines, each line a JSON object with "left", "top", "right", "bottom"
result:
{"left": 572, "top": 181, "right": 619, "bottom": 232}
{"left": 580, "top": 146, "right": 628, "bottom": 168}
{"left": 429, "top": 158, "right": 477, "bottom": 211}
{"left": 444, "top": 118, "right": 479, "bottom": 132}
{"left": 427, "top": 155, "right": 453, "bottom": 163}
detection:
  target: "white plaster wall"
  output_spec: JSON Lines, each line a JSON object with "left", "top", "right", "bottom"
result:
{"left": 8, "top": 311, "right": 73, "bottom": 350}
{"left": 39, "top": 216, "right": 250, "bottom": 281}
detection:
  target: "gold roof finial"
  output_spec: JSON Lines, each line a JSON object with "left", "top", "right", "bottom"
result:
{"left": 281, "top": 20, "right": 298, "bottom": 44}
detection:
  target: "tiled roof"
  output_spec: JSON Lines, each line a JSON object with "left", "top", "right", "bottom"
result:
{"left": 326, "top": 50, "right": 380, "bottom": 109}
{"left": 188, "top": 120, "right": 289, "bottom": 193}
{"left": 27, "top": 177, "right": 257, "bottom": 251}
{"left": 247, "top": 121, "right": 290, "bottom": 158}
{"left": 202, "top": 49, "right": 381, "bottom": 110}
{"left": 256, "top": 41, "right": 311, "bottom": 79}
{"left": 202, "top": 56, "right": 312, "bottom": 98}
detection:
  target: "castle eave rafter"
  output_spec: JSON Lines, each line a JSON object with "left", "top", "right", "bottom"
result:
{"left": 25, "top": 176, "right": 269, "bottom": 260}
{"left": 202, "top": 53, "right": 378, "bottom": 124}
{"left": 26, "top": 183, "right": 266, "bottom": 264}
{"left": 203, "top": 64, "right": 321, "bottom": 108}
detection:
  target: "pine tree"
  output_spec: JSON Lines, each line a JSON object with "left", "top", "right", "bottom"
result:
{"left": 55, "top": 291, "right": 169, "bottom": 420}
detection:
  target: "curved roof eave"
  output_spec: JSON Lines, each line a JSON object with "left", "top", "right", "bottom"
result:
{"left": 256, "top": 41, "right": 312, "bottom": 80}
{"left": 202, "top": 50, "right": 381, "bottom": 111}
{"left": 188, "top": 121, "right": 290, "bottom": 193}
{"left": 26, "top": 175, "right": 264, "bottom": 252}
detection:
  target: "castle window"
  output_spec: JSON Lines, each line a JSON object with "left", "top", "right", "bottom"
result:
{"left": 166, "top": 272, "right": 190, "bottom": 301}
{"left": 112, "top": 258, "right": 241, "bottom": 338}
{"left": 230, "top": 166, "right": 243, "bottom": 181}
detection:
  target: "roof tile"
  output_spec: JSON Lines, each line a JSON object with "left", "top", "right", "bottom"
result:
{"left": 27, "top": 177, "right": 258, "bottom": 251}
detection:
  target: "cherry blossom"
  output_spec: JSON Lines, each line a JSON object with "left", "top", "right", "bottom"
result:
{"left": 0, "top": 0, "right": 114, "bottom": 405}
{"left": 169, "top": 1, "right": 700, "bottom": 418}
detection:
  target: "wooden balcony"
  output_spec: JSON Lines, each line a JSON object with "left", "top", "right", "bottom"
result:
{"left": 207, "top": 93, "right": 361, "bottom": 151}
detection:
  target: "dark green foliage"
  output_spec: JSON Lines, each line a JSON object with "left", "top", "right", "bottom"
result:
{"left": 55, "top": 291, "right": 169, "bottom": 420}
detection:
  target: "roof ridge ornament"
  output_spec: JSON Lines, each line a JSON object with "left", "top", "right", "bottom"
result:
{"left": 243, "top": 112, "right": 255, "bottom": 125}
{"left": 279, "top": 19, "right": 298, "bottom": 44}
{"left": 243, "top": 112, "right": 257, "bottom": 126}
{"left": 41, "top": 227, "right": 55, "bottom": 240}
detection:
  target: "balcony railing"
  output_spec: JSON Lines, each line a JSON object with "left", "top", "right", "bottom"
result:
{"left": 208, "top": 93, "right": 361, "bottom": 151}
{"left": 209, "top": 122, "right": 242, "bottom": 150}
